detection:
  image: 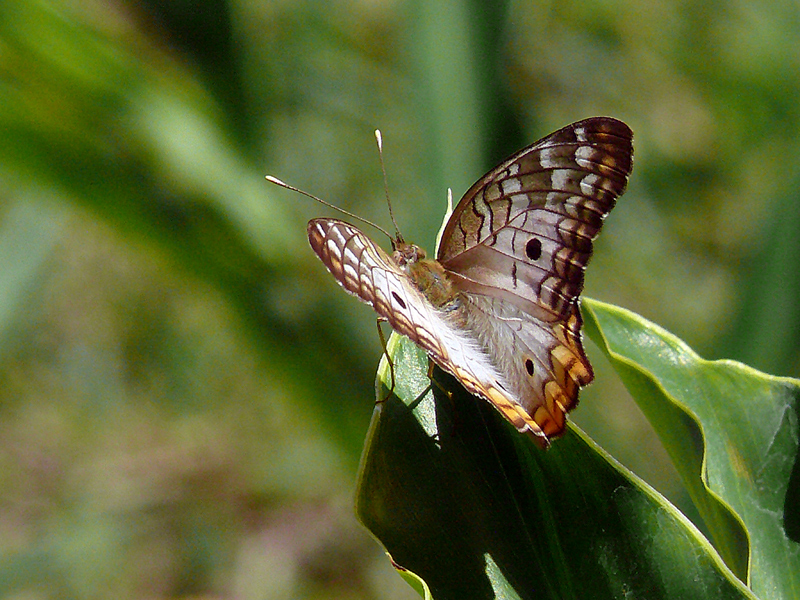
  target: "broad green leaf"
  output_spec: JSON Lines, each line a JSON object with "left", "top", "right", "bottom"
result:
{"left": 356, "top": 333, "right": 755, "bottom": 600}
{"left": 583, "top": 299, "right": 800, "bottom": 600}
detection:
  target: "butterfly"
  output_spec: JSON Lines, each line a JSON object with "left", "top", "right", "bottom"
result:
{"left": 300, "top": 117, "right": 632, "bottom": 448}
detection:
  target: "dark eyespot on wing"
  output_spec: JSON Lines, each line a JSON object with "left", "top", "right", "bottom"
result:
{"left": 525, "top": 358, "right": 534, "bottom": 376}
{"left": 391, "top": 291, "right": 407, "bottom": 310}
{"left": 525, "top": 238, "right": 542, "bottom": 261}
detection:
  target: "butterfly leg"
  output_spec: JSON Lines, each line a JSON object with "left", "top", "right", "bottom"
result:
{"left": 375, "top": 319, "right": 436, "bottom": 410}
{"left": 407, "top": 360, "right": 456, "bottom": 412}
{"left": 408, "top": 380, "right": 433, "bottom": 411}
{"left": 427, "top": 361, "right": 454, "bottom": 398}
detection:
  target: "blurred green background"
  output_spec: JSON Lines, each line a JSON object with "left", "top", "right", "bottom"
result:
{"left": 2, "top": 0, "right": 799, "bottom": 598}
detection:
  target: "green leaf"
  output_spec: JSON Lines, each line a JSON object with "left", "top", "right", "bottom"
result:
{"left": 355, "top": 333, "right": 756, "bottom": 600}
{"left": 583, "top": 298, "right": 800, "bottom": 600}
{"left": 392, "top": 562, "right": 433, "bottom": 600}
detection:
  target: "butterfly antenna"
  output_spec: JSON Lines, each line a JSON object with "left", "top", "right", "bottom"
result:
{"left": 265, "top": 175, "right": 394, "bottom": 242}
{"left": 374, "top": 130, "right": 404, "bottom": 246}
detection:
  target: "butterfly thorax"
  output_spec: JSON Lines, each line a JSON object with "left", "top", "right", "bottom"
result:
{"left": 393, "top": 242, "right": 459, "bottom": 310}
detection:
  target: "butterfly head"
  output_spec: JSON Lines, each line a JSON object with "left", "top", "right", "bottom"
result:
{"left": 392, "top": 240, "right": 425, "bottom": 267}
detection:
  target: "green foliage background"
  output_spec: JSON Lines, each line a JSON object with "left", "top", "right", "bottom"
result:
{"left": 1, "top": 0, "right": 799, "bottom": 598}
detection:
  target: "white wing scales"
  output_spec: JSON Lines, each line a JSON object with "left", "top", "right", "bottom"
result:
{"left": 454, "top": 294, "right": 586, "bottom": 440}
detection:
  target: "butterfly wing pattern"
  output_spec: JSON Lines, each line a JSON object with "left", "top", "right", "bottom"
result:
{"left": 308, "top": 117, "right": 633, "bottom": 448}
{"left": 438, "top": 117, "right": 633, "bottom": 446}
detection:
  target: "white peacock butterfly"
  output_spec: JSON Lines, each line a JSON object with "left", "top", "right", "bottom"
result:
{"left": 269, "top": 117, "right": 633, "bottom": 448}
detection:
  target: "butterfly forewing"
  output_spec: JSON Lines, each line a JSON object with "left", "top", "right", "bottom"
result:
{"left": 438, "top": 117, "right": 632, "bottom": 293}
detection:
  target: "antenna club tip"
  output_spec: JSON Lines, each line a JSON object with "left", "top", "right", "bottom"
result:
{"left": 265, "top": 175, "right": 286, "bottom": 186}
{"left": 374, "top": 129, "right": 382, "bottom": 147}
